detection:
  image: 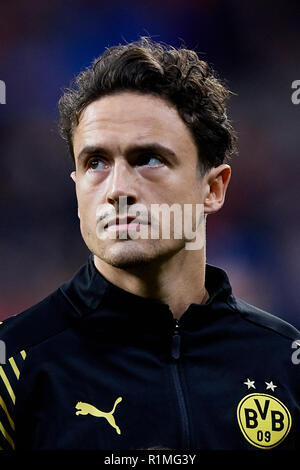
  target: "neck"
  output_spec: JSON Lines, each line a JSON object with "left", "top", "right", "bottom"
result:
{"left": 93, "top": 247, "right": 209, "bottom": 320}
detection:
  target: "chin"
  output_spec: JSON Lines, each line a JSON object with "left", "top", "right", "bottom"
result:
{"left": 96, "top": 239, "right": 183, "bottom": 269}
{"left": 101, "top": 241, "right": 157, "bottom": 268}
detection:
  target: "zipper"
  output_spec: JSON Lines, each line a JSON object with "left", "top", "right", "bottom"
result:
{"left": 171, "top": 319, "right": 181, "bottom": 360}
{"left": 170, "top": 319, "right": 191, "bottom": 448}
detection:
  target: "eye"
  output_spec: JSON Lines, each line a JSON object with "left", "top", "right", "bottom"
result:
{"left": 137, "top": 154, "right": 163, "bottom": 167}
{"left": 87, "top": 157, "right": 108, "bottom": 171}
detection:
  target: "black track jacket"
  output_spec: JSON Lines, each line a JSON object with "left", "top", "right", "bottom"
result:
{"left": 0, "top": 254, "right": 299, "bottom": 451}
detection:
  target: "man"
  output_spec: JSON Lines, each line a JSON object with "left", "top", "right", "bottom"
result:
{"left": 0, "top": 38, "right": 299, "bottom": 451}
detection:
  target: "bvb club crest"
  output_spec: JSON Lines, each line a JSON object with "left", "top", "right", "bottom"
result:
{"left": 237, "top": 386, "right": 292, "bottom": 449}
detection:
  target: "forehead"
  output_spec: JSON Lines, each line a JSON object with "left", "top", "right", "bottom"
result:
{"left": 73, "top": 92, "right": 197, "bottom": 157}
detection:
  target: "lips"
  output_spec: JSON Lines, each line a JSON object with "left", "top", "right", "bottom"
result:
{"left": 104, "top": 216, "right": 149, "bottom": 229}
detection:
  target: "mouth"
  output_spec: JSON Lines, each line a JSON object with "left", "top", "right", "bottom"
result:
{"left": 104, "top": 216, "right": 149, "bottom": 232}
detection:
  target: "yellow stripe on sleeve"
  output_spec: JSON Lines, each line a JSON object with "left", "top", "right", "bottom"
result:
{"left": 20, "top": 350, "right": 26, "bottom": 360}
{"left": 0, "top": 395, "right": 14, "bottom": 431}
{"left": 8, "top": 358, "right": 19, "bottom": 380}
{"left": 0, "top": 367, "right": 15, "bottom": 404}
{"left": 0, "top": 421, "right": 15, "bottom": 449}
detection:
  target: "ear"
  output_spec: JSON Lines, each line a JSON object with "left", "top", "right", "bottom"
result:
{"left": 203, "top": 164, "right": 231, "bottom": 214}
{"left": 69, "top": 171, "right": 80, "bottom": 218}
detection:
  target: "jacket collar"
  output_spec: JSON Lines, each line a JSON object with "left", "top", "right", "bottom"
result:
{"left": 60, "top": 253, "right": 234, "bottom": 323}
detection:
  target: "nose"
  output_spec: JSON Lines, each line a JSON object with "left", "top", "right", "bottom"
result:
{"left": 106, "top": 158, "right": 138, "bottom": 208}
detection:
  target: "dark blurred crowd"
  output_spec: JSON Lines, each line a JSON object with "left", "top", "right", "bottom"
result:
{"left": 0, "top": 0, "right": 299, "bottom": 327}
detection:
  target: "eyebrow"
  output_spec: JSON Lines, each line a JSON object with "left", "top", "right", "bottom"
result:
{"left": 76, "top": 143, "right": 178, "bottom": 164}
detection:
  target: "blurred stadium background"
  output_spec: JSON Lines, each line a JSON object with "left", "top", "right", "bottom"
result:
{"left": 0, "top": 0, "right": 299, "bottom": 328}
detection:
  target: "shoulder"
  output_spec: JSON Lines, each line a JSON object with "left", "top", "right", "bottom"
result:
{"left": 0, "top": 287, "right": 78, "bottom": 359}
{"left": 0, "top": 288, "right": 78, "bottom": 450}
{"left": 229, "top": 296, "right": 300, "bottom": 342}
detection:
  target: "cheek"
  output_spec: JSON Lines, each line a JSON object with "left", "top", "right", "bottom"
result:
{"left": 159, "top": 180, "right": 203, "bottom": 205}
{"left": 180, "top": 175, "right": 205, "bottom": 203}
{"left": 76, "top": 186, "right": 99, "bottom": 228}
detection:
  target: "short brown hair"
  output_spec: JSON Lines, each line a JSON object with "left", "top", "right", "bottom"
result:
{"left": 58, "top": 37, "right": 237, "bottom": 173}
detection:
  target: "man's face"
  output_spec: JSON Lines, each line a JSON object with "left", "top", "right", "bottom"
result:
{"left": 72, "top": 91, "right": 209, "bottom": 268}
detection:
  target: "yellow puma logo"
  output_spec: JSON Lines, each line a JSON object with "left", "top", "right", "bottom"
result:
{"left": 75, "top": 397, "right": 122, "bottom": 435}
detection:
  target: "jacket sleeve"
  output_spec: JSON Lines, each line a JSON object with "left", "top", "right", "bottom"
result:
{"left": 0, "top": 321, "right": 27, "bottom": 450}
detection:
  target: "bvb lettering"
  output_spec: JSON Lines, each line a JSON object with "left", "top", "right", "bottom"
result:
{"left": 237, "top": 393, "right": 291, "bottom": 449}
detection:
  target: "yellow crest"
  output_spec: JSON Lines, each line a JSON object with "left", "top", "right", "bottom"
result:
{"left": 237, "top": 393, "right": 291, "bottom": 449}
